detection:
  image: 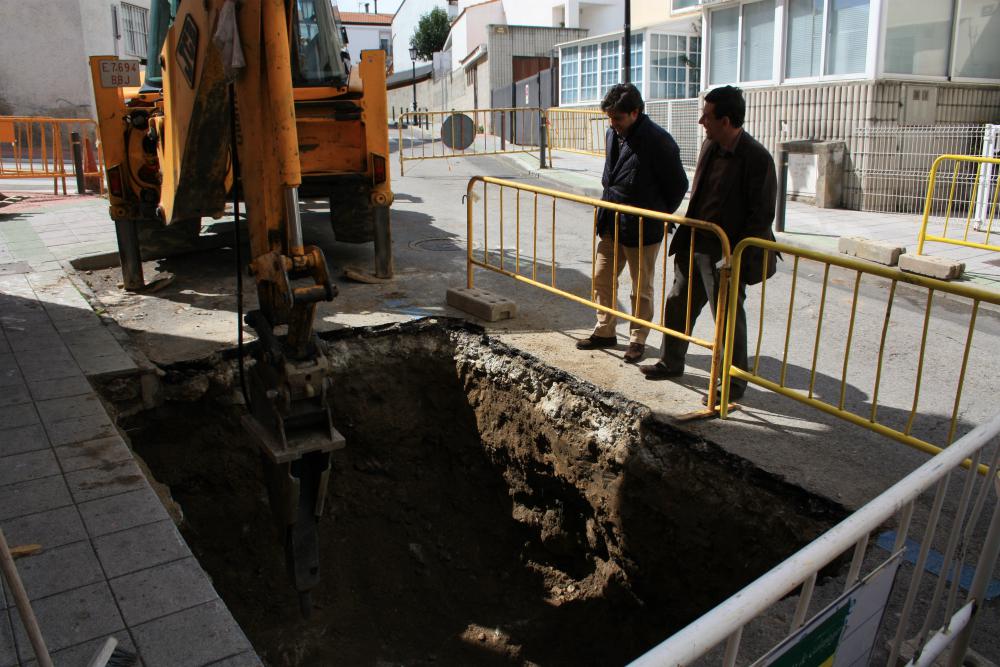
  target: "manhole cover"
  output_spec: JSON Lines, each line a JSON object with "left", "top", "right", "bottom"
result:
{"left": 441, "top": 113, "right": 476, "bottom": 150}
{"left": 410, "top": 237, "right": 463, "bottom": 252}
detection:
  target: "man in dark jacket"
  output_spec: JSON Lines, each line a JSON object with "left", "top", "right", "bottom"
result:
{"left": 576, "top": 83, "right": 688, "bottom": 363}
{"left": 640, "top": 86, "right": 777, "bottom": 403}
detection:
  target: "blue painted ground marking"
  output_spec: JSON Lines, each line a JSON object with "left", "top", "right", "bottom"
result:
{"left": 875, "top": 531, "right": 1000, "bottom": 600}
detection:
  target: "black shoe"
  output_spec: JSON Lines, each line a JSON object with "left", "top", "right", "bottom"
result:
{"left": 576, "top": 335, "right": 617, "bottom": 350}
{"left": 623, "top": 342, "right": 645, "bottom": 363}
{"left": 639, "top": 362, "right": 685, "bottom": 379}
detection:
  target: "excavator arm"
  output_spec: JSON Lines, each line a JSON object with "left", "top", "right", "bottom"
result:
{"left": 158, "top": 0, "right": 344, "bottom": 616}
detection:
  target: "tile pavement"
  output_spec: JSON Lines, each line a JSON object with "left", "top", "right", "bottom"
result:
{"left": 0, "top": 207, "right": 260, "bottom": 666}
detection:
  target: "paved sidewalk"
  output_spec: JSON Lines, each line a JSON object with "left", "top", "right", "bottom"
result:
{"left": 501, "top": 150, "right": 1000, "bottom": 289}
{"left": 0, "top": 198, "right": 259, "bottom": 667}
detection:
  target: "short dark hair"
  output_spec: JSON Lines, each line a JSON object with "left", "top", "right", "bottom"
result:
{"left": 601, "top": 83, "right": 644, "bottom": 114}
{"left": 704, "top": 85, "right": 746, "bottom": 128}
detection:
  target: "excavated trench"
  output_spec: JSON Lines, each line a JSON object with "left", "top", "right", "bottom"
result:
{"left": 98, "top": 319, "right": 846, "bottom": 666}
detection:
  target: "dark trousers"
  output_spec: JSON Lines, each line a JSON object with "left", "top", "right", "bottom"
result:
{"left": 660, "top": 252, "right": 748, "bottom": 394}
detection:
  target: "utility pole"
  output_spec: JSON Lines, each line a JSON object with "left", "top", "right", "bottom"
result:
{"left": 623, "top": 0, "right": 631, "bottom": 84}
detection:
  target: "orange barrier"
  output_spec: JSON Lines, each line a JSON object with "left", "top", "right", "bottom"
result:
{"left": 0, "top": 117, "right": 104, "bottom": 195}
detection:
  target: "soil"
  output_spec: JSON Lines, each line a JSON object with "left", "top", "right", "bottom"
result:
{"left": 106, "top": 320, "right": 847, "bottom": 666}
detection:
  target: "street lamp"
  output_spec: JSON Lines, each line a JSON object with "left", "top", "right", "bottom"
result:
{"left": 409, "top": 46, "right": 418, "bottom": 112}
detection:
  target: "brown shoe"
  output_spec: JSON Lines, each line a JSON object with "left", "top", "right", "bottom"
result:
{"left": 623, "top": 342, "right": 645, "bottom": 363}
{"left": 576, "top": 335, "right": 617, "bottom": 350}
{"left": 639, "top": 362, "right": 685, "bottom": 379}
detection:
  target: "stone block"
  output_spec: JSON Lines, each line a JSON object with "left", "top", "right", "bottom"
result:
{"left": 94, "top": 520, "right": 190, "bottom": 578}
{"left": 55, "top": 435, "right": 132, "bottom": 473}
{"left": 79, "top": 488, "right": 170, "bottom": 537}
{"left": 65, "top": 459, "right": 147, "bottom": 503}
{"left": 839, "top": 236, "right": 905, "bottom": 266}
{"left": 0, "top": 449, "right": 60, "bottom": 487}
{"left": 0, "top": 612, "right": 14, "bottom": 666}
{"left": 0, "top": 506, "right": 88, "bottom": 552}
{"left": 1, "top": 540, "right": 104, "bottom": 602}
{"left": 132, "top": 599, "right": 254, "bottom": 667}
{"left": 111, "top": 557, "right": 218, "bottom": 626}
{"left": 0, "top": 424, "right": 49, "bottom": 457}
{"left": 0, "top": 475, "right": 71, "bottom": 521}
{"left": 35, "top": 393, "right": 106, "bottom": 426}
{"left": 0, "top": 403, "right": 39, "bottom": 430}
{"left": 27, "top": 375, "right": 93, "bottom": 401}
{"left": 446, "top": 287, "right": 516, "bottom": 322}
{"left": 9, "top": 583, "right": 124, "bottom": 661}
{"left": 838, "top": 236, "right": 863, "bottom": 256}
{"left": 898, "top": 253, "right": 965, "bottom": 280}
{"left": 44, "top": 412, "right": 116, "bottom": 447}
{"left": 0, "top": 382, "right": 30, "bottom": 408}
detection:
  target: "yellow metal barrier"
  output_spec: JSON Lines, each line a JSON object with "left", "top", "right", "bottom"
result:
{"left": 466, "top": 175, "right": 732, "bottom": 415}
{"left": 720, "top": 238, "right": 999, "bottom": 473}
{"left": 544, "top": 108, "right": 607, "bottom": 164}
{"left": 0, "top": 117, "right": 104, "bottom": 195}
{"left": 916, "top": 154, "right": 1000, "bottom": 256}
{"left": 398, "top": 108, "right": 542, "bottom": 175}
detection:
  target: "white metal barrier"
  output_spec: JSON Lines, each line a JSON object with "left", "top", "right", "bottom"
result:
{"left": 631, "top": 413, "right": 1000, "bottom": 667}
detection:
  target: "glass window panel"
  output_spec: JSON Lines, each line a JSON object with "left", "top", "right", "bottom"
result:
{"left": 561, "top": 46, "right": 578, "bottom": 104}
{"left": 580, "top": 43, "right": 599, "bottom": 101}
{"left": 786, "top": 0, "right": 823, "bottom": 77}
{"left": 884, "top": 0, "right": 952, "bottom": 76}
{"left": 673, "top": 0, "right": 699, "bottom": 9}
{"left": 630, "top": 33, "right": 643, "bottom": 86}
{"left": 826, "top": 0, "right": 870, "bottom": 75}
{"left": 953, "top": 0, "right": 1000, "bottom": 78}
{"left": 600, "top": 40, "right": 620, "bottom": 90}
{"left": 710, "top": 7, "right": 739, "bottom": 84}
{"left": 741, "top": 0, "right": 775, "bottom": 81}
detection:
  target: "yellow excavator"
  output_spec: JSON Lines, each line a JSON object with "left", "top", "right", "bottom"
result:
{"left": 89, "top": 0, "right": 392, "bottom": 615}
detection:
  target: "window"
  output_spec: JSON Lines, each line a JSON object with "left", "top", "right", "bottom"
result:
{"left": 120, "top": 2, "right": 149, "bottom": 59}
{"left": 673, "top": 0, "right": 699, "bottom": 10}
{"left": 953, "top": 0, "right": 1000, "bottom": 79}
{"left": 561, "top": 46, "right": 579, "bottom": 104}
{"left": 883, "top": 1, "right": 951, "bottom": 76}
{"left": 649, "top": 34, "right": 701, "bottom": 99}
{"left": 710, "top": 6, "right": 739, "bottom": 84}
{"left": 630, "top": 33, "right": 644, "bottom": 88}
{"left": 826, "top": 0, "right": 869, "bottom": 75}
{"left": 379, "top": 30, "right": 391, "bottom": 54}
{"left": 600, "top": 40, "right": 620, "bottom": 91}
{"left": 741, "top": 0, "right": 775, "bottom": 81}
{"left": 786, "top": 0, "right": 823, "bottom": 78}
{"left": 580, "top": 44, "right": 599, "bottom": 101}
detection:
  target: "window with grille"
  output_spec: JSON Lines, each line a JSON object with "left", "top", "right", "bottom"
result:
{"left": 120, "top": 2, "right": 149, "bottom": 59}
{"left": 580, "top": 44, "right": 599, "bottom": 101}
{"left": 650, "top": 34, "right": 701, "bottom": 100}
{"left": 560, "top": 47, "right": 579, "bottom": 104}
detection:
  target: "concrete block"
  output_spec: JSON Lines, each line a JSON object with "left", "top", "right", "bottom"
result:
{"left": 27, "top": 375, "right": 93, "bottom": 401}
{"left": 111, "top": 557, "right": 217, "bottom": 626}
{"left": 0, "top": 612, "right": 15, "bottom": 666}
{"left": 839, "top": 236, "right": 905, "bottom": 266}
{"left": 446, "top": 286, "right": 517, "bottom": 322}
{"left": 0, "top": 382, "right": 30, "bottom": 408}
{"left": 0, "top": 403, "right": 39, "bottom": 430}
{"left": 35, "top": 393, "right": 106, "bottom": 426}
{"left": 0, "top": 449, "right": 60, "bottom": 487}
{"left": 0, "top": 475, "right": 72, "bottom": 521}
{"left": 0, "top": 506, "right": 88, "bottom": 551}
{"left": 79, "top": 488, "right": 170, "bottom": 537}
{"left": 65, "top": 459, "right": 147, "bottom": 503}
{"left": 837, "top": 236, "right": 864, "bottom": 256}
{"left": 898, "top": 253, "right": 965, "bottom": 280}
{"left": 0, "top": 424, "right": 49, "bottom": 458}
{"left": 55, "top": 435, "right": 132, "bottom": 473}
{"left": 94, "top": 519, "right": 190, "bottom": 578}
{"left": 44, "top": 412, "right": 117, "bottom": 447}
{"left": 1, "top": 540, "right": 104, "bottom": 602}
{"left": 132, "top": 599, "right": 254, "bottom": 667}
{"left": 9, "top": 583, "right": 123, "bottom": 660}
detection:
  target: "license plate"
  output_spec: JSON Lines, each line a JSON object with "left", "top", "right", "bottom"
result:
{"left": 99, "top": 60, "right": 141, "bottom": 88}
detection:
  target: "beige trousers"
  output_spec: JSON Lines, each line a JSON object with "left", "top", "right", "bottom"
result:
{"left": 591, "top": 236, "right": 661, "bottom": 344}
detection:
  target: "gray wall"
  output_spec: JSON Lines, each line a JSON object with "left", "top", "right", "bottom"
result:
{"left": 487, "top": 25, "right": 587, "bottom": 92}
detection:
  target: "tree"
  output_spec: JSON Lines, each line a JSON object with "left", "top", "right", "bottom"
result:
{"left": 409, "top": 7, "right": 450, "bottom": 61}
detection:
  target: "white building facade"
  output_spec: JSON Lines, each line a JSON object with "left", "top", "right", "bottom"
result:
{"left": 340, "top": 12, "right": 394, "bottom": 67}
{"left": 0, "top": 0, "right": 151, "bottom": 117}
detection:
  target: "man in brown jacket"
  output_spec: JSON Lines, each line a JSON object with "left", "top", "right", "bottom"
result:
{"left": 639, "top": 86, "right": 777, "bottom": 402}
